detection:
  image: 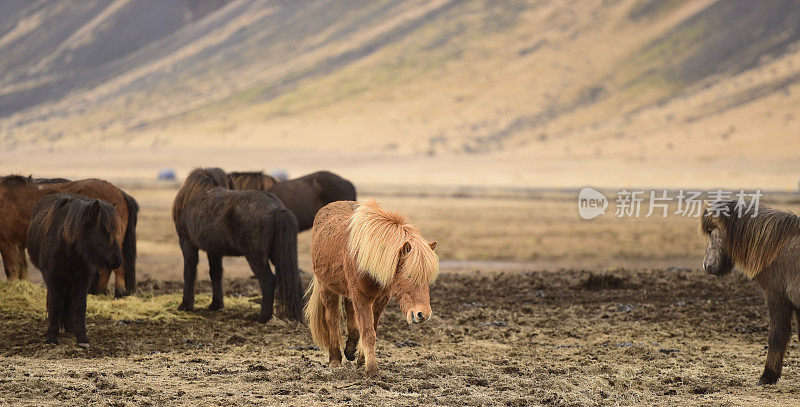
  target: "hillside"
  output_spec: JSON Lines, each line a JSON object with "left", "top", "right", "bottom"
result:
{"left": 0, "top": 0, "right": 798, "bottom": 189}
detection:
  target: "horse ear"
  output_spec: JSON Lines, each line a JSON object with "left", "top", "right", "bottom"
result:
{"left": 401, "top": 241, "right": 412, "bottom": 256}
{"left": 429, "top": 241, "right": 438, "bottom": 251}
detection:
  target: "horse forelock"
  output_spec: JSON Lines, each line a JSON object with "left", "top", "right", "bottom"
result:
{"left": 62, "top": 199, "right": 119, "bottom": 244}
{"left": 347, "top": 200, "right": 438, "bottom": 287}
{"left": 707, "top": 201, "right": 800, "bottom": 278}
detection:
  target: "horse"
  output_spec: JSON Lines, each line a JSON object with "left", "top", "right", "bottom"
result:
{"left": 228, "top": 171, "right": 278, "bottom": 191}
{"left": 305, "top": 199, "right": 438, "bottom": 378}
{"left": 172, "top": 168, "right": 303, "bottom": 321}
{"left": 27, "top": 194, "right": 122, "bottom": 346}
{"left": 701, "top": 200, "right": 800, "bottom": 385}
{"left": 0, "top": 175, "right": 138, "bottom": 297}
{"left": 229, "top": 170, "right": 356, "bottom": 232}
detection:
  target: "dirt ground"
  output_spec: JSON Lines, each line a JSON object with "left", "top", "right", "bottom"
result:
{"left": 2, "top": 270, "right": 798, "bottom": 406}
{"left": 2, "top": 190, "right": 800, "bottom": 405}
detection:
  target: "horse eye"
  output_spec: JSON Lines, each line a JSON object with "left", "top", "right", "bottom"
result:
{"left": 406, "top": 274, "right": 412, "bottom": 279}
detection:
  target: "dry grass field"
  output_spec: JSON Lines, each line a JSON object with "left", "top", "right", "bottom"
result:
{"left": 2, "top": 187, "right": 800, "bottom": 405}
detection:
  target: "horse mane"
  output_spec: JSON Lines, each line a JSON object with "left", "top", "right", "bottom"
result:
{"left": 172, "top": 167, "right": 230, "bottom": 222}
{"left": 34, "top": 177, "right": 71, "bottom": 184}
{"left": 347, "top": 199, "right": 438, "bottom": 287}
{"left": 228, "top": 171, "right": 276, "bottom": 191}
{"left": 59, "top": 197, "right": 119, "bottom": 245}
{"left": 1, "top": 174, "right": 33, "bottom": 187}
{"left": 701, "top": 200, "right": 800, "bottom": 278}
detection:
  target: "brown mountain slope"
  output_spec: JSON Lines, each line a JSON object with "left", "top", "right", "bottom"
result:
{"left": 0, "top": 0, "right": 798, "bottom": 189}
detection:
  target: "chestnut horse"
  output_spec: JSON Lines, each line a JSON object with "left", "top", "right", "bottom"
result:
{"left": 229, "top": 170, "right": 356, "bottom": 232}
{"left": 0, "top": 175, "right": 138, "bottom": 297}
{"left": 701, "top": 200, "right": 800, "bottom": 384}
{"left": 305, "top": 200, "right": 438, "bottom": 378}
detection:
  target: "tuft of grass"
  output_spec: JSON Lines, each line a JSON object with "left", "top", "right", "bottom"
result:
{"left": 0, "top": 281, "right": 259, "bottom": 323}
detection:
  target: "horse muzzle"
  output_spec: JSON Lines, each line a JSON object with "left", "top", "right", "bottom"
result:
{"left": 406, "top": 310, "right": 432, "bottom": 325}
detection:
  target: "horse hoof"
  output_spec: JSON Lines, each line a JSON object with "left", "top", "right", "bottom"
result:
{"left": 329, "top": 360, "right": 342, "bottom": 368}
{"left": 45, "top": 338, "right": 58, "bottom": 345}
{"left": 344, "top": 349, "right": 357, "bottom": 361}
{"left": 177, "top": 303, "right": 193, "bottom": 312}
{"left": 257, "top": 314, "right": 273, "bottom": 323}
{"left": 365, "top": 367, "right": 379, "bottom": 380}
{"left": 77, "top": 342, "right": 90, "bottom": 349}
{"left": 758, "top": 373, "right": 779, "bottom": 386}
{"left": 114, "top": 290, "right": 125, "bottom": 299}
{"left": 208, "top": 303, "right": 223, "bottom": 311}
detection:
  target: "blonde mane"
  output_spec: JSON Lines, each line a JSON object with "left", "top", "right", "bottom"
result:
{"left": 347, "top": 200, "right": 438, "bottom": 287}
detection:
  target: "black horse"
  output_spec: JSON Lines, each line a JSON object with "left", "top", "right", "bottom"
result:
{"left": 27, "top": 194, "right": 122, "bottom": 346}
{"left": 173, "top": 168, "right": 303, "bottom": 322}
{"left": 229, "top": 170, "right": 356, "bottom": 231}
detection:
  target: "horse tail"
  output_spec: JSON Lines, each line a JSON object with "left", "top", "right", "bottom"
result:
{"left": 122, "top": 192, "right": 139, "bottom": 295}
{"left": 271, "top": 208, "right": 303, "bottom": 321}
{"left": 304, "top": 275, "right": 331, "bottom": 348}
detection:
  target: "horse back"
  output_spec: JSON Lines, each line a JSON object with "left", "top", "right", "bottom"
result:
{"left": 178, "top": 189, "right": 285, "bottom": 256}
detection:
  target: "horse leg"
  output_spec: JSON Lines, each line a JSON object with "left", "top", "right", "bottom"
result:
{"left": 344, "top": 299, "right": 359, "bottom": 361}
{"left": 247, "top": 255, "right": 275, "bottom": 322}
{"left": 372, "top": 294, "right": 390, "bottom": 330}
{"left": 352, "top": 298, "right": 378, "bottom": 378}
{"left": 61, "top": 286, "right": 72, "bottom": 333}
{"left": 70, "top": 271, "right": 90, "bottom": 347}
{"left": 760, "top": 295, "right": 793, "bottom": 385}
{"left": 93, "top": 268, "right": 111, "bottom": 295}
{"left": 208, "top": 254, "right": 224, "bottom": 311}
{"left": 353, "top": 294, "right": 391, "bottom": 366}
{"left": 0, "top": 242, "right": 23, "bottom": 281}
{"left": 18, "top": 243, "right": 28, "bottom": 280}
{"left": 795, "top": 309, "right": 800, "bottom": 343}
{"left": 321, "top": 289, "right": 343, "bottom": 367}
{"left": 177, "top": 240, "right": 199, "bottom": 311}
{"left": 45, "top": 284, "right": 64, "bottom": 344}
{"left": 112, "top": 268, "right": 126, "bottom": 298}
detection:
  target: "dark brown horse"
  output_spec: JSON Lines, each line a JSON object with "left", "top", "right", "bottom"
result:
{"left": 701, "top": 200, "right": 800, "bottom": 384}
{"left": 27, "top": 194, "right": 122, "bottom": 346}
{"left": 229, "top": 170, "right": 356, "bottom": 231}
{"left": 0, "top": 175, "right": 138, "bottom": 297}
{"left": 173, "top": 168, "right": 303, "bottom": 321}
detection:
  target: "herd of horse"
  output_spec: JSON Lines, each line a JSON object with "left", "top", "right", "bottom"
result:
{"left": 2, "top": 170, "right": 800, "bottom": 383}
{"left": 0, "top": 168, "right": 441, "bottom": 377}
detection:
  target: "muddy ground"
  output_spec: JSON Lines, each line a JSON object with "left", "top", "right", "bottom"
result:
{"left": 1, "top": 268, "right": 797, "bottom": 406}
